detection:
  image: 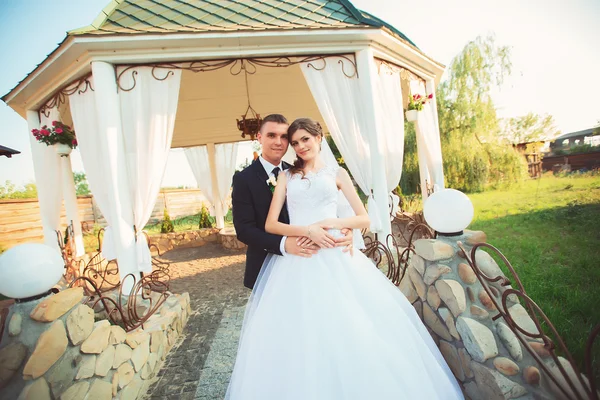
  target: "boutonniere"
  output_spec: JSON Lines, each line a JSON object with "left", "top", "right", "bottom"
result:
{"left": 266, "top": 176, "right": 277, "bottom": 193}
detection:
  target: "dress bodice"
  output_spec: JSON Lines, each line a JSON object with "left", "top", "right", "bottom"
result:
{"left": 285, "top": 165, "right": 339, "bottom": 226}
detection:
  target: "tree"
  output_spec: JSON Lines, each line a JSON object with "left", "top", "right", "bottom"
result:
{"left": 0, "top": 172, "right": 90, "bottom": 199}
{"left": 0, "top": 181, "right": 37, "bottom": 199}
{"left": 437, "top": 35, "right": 512, "bottom": 143}
{"left": 73, "top": 172, "right": 90, "bottom": 196}
{"left": 432, "top": 35, "right": 528, "bottom": 192}
{"left": 500, "top": 113, "right": 561, "bottom": 144}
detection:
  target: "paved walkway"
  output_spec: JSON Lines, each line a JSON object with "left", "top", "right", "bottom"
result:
{"left": 144, "top": 243, "right": 249, "bottom": 400}
{"left": 194, "top": 306, "right": 245, "bottom": 399}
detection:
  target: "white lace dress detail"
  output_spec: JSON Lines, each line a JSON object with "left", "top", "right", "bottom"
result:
{"left": 285, "top": 165, "right": 339, "bottom": 226}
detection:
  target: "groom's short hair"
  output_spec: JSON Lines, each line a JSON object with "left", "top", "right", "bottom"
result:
{"left": 260, "top": 114, "right": 288, "bottom": 131}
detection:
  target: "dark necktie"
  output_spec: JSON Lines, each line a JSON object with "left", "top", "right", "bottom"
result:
{"left": 272, "top": 166, "right": 281, "bottom": 179}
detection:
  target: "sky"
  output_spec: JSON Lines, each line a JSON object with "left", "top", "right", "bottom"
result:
{"left": 0, "top": 0, "right": 598, "bottom": 188}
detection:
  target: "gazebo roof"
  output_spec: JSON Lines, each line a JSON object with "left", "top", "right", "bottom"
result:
{"left": 3, "top": 0, "right": 444, "bottom": 118}
{"left": 69, "top": 0, "right": 417, "bottom": 46}
{"left": 0, "top": 145, "right": 21, "bottom": 158}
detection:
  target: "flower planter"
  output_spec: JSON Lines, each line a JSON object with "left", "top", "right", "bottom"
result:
{"left": 405, "top": 109, "right": 420, "bottom": 122}
{"left": 55, "top": 143, "right": 72, "bottom": 156}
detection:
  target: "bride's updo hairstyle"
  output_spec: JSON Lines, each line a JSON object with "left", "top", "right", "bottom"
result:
{"left": 288, "top": 118, "right": 323, "bottom": 177}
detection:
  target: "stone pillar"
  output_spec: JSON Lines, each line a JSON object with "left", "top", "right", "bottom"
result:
{"left": 400, "top": 230, "right": 591, "bottom": 399}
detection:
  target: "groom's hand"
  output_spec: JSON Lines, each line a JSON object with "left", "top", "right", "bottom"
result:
{"left": 285, "top": 236, "right": 319, "bottom": 258}
{"left": 336, "top": 228, "right": 354, "bottom": 256}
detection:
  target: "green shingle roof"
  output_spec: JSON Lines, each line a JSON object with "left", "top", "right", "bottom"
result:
{"left": 69, "top": 0, "right": 417, "bottom": 47}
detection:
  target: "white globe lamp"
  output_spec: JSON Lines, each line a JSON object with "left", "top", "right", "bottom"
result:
{"left": 0, "top": 243, "right": 65, "bottom": 300}
{"left": 423, "top": 188, "right": 474, "bottom": 235}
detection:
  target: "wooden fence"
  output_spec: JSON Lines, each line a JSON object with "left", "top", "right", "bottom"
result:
{"left": 0, "top": 189, "right": 207, "bottom": 249}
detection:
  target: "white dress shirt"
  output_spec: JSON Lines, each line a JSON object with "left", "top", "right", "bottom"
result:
{"left": 259, "top": 156, "right": 288, "bottom": 256}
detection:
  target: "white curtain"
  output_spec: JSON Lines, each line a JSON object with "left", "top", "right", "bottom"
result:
{"left": 59, "top": 150, "right": 85, "bottom": 257}
{"left": 374, "top": 67, "right": 405, "bottom": 194}
{"left": 301, "top": 61, "right": 382, "bottom": 233}
{"left": 27, "top": 108, "right": 62, "bottom": 251}
{"left": 215, "top": 143, "right": 239, "bottom": 218}
{"left": 412, "top": 81, "right": 445, "bottom": 196}
{"left": 185, "top": 146, "right": 214, "bottom": 214}
{"left": 68, "top": 78, "right": 118, "bottom": 261}
{"left": 118, "top": 67, "right": 182, "bottom": 273}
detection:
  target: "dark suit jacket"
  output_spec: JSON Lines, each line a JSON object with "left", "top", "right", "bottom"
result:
{"left": 232, "top": 159, "right": 291, "bottom": 289}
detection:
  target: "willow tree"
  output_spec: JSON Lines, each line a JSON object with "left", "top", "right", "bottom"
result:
{"left": 400, "top": 35, "right": 528, "bottom": 194}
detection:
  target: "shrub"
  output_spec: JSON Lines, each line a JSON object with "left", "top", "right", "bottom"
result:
{"left": 160, "top": 209, "right": 175, "bottom": 233}
{"left": 198, "top": 204, "right": 213, "bottom": 229}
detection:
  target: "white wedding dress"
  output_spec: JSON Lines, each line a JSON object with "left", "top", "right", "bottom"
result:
{"left": 226, "top": 166, "right": 464, "bottom": 400}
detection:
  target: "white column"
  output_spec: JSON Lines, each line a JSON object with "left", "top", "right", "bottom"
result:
{"left": 91, "top": 61, "right": 139, "bottom": 293}
{"left": 60, "top": 155, "right": 85, "bottom": 256}
{"left": 207, "top": 143, "right": 224, "bottom": 229}
{"left": 356, "top": 48, "right": 391, "bottom": 238}
{"left": 26, "top": 110, "right": 62, "bottom": 251}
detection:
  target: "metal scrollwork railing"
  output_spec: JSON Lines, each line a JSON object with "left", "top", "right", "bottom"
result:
{"left": 458, "top": 241, "right": 599, "bottom": 400}
{"left": 56, "top": 225, "right": 171, "bottom": 332}
{"left": 361, "top": 193, "right": 435, "bottom": 289}
{"left": 360, "top": 195, "right": 598, "bottom": 398}
{"left": 68, "top": 271, "right": 169, "bottom": 332}
{"left": 40, "top": 74, "right": 93, "bottom": 117}
{"left": 115, "top": 54, "right": 358, "bottom": 91}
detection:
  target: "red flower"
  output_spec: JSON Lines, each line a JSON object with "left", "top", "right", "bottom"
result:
{"left": 72, "top": 139, "right": 78, "bottom": 146}
{"left": 55, "top": 128, "right": 63, "bottom": 134}
{"left": 52, "top": 121, "right": 58, "bottom": 127}
{"left": 415, "top": 94, "right": 421, "bottom": 100}
{"left": 428, "top": 94, "right": 433, "bottom": 99}
{"left": 40, "top": 129, "right": 50, "bottom": 136}
{"left": 32, "top": 129, "right": 39, "bottom": 135}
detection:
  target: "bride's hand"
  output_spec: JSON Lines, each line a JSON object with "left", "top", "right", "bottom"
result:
{"left": 307, "top": 224, "right": 336, "bottom": 248}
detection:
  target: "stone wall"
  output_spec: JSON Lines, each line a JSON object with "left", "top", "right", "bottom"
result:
{"left": 400, "top": 230, "right": 591, "bottom": 399}
{"left": 148, "top": 228, "right": 220, "bottom": 254}
{"left": 0, "top": 287, "right": 190, "bottom": 400}
{"left": 219, "top": 228, "right": 247, "bottom": 251}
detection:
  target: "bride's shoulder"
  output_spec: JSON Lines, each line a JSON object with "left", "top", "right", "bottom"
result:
{"left": 321, "top": 164, "right": 340, "bottom": 175}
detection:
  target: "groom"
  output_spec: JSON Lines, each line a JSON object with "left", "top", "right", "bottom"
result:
{"left": 232, "top": 114, "right": 352, "bottom": 289}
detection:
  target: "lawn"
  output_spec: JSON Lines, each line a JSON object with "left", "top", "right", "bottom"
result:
{"left": 467, "top": 172, "right": 600, "bottom": 381}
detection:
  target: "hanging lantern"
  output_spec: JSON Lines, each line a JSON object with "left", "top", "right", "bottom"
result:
{"left": 236, "top": 60, "right": 262, "bottom": 140}
{"left": 237, "top": 106, "right": 262, "bottom": 140}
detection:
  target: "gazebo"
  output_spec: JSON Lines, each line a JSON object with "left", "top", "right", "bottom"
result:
{"left": 2, "top": 0, "right": 446, "bottom": 291}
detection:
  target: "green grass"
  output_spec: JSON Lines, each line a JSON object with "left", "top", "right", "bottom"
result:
{"left": 468, "top": 172, "right": 600, "bottom": 380}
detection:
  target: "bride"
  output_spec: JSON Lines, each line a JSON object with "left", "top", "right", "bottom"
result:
{"left": 226, "top": 118, "right": 464, "bottom": 399}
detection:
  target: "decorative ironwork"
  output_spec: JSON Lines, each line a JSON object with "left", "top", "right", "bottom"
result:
{"left": 361, "top": 205, "right": 598, "bottom": 398}
{"left": 56, "top": 221, "right": 84, "bottom": 286}
{"left": 361, "top": 203, "right": 435, "bottom": 289}
{"left": 68, "top": 271, "right": 169, "bottom": 332}
{"left": 237, "top": 60, "right": 261, "bottom": 140}
{"left": 0, "top": 306, "right": 10, "bottom": 344}
{"left": 115, "top": 54, "right": 358, "bottom": 91}
{"left": 56, "top": 224, "right": 171, "bottom": 332}
{"left": 39, "top": 74, "right": 93, "bottom": 117}
{"left": 458, "top": 241, "right": 599, "bottom": 400}
{"left": 374, "top": 58, "right": 424, "bottom": 83}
